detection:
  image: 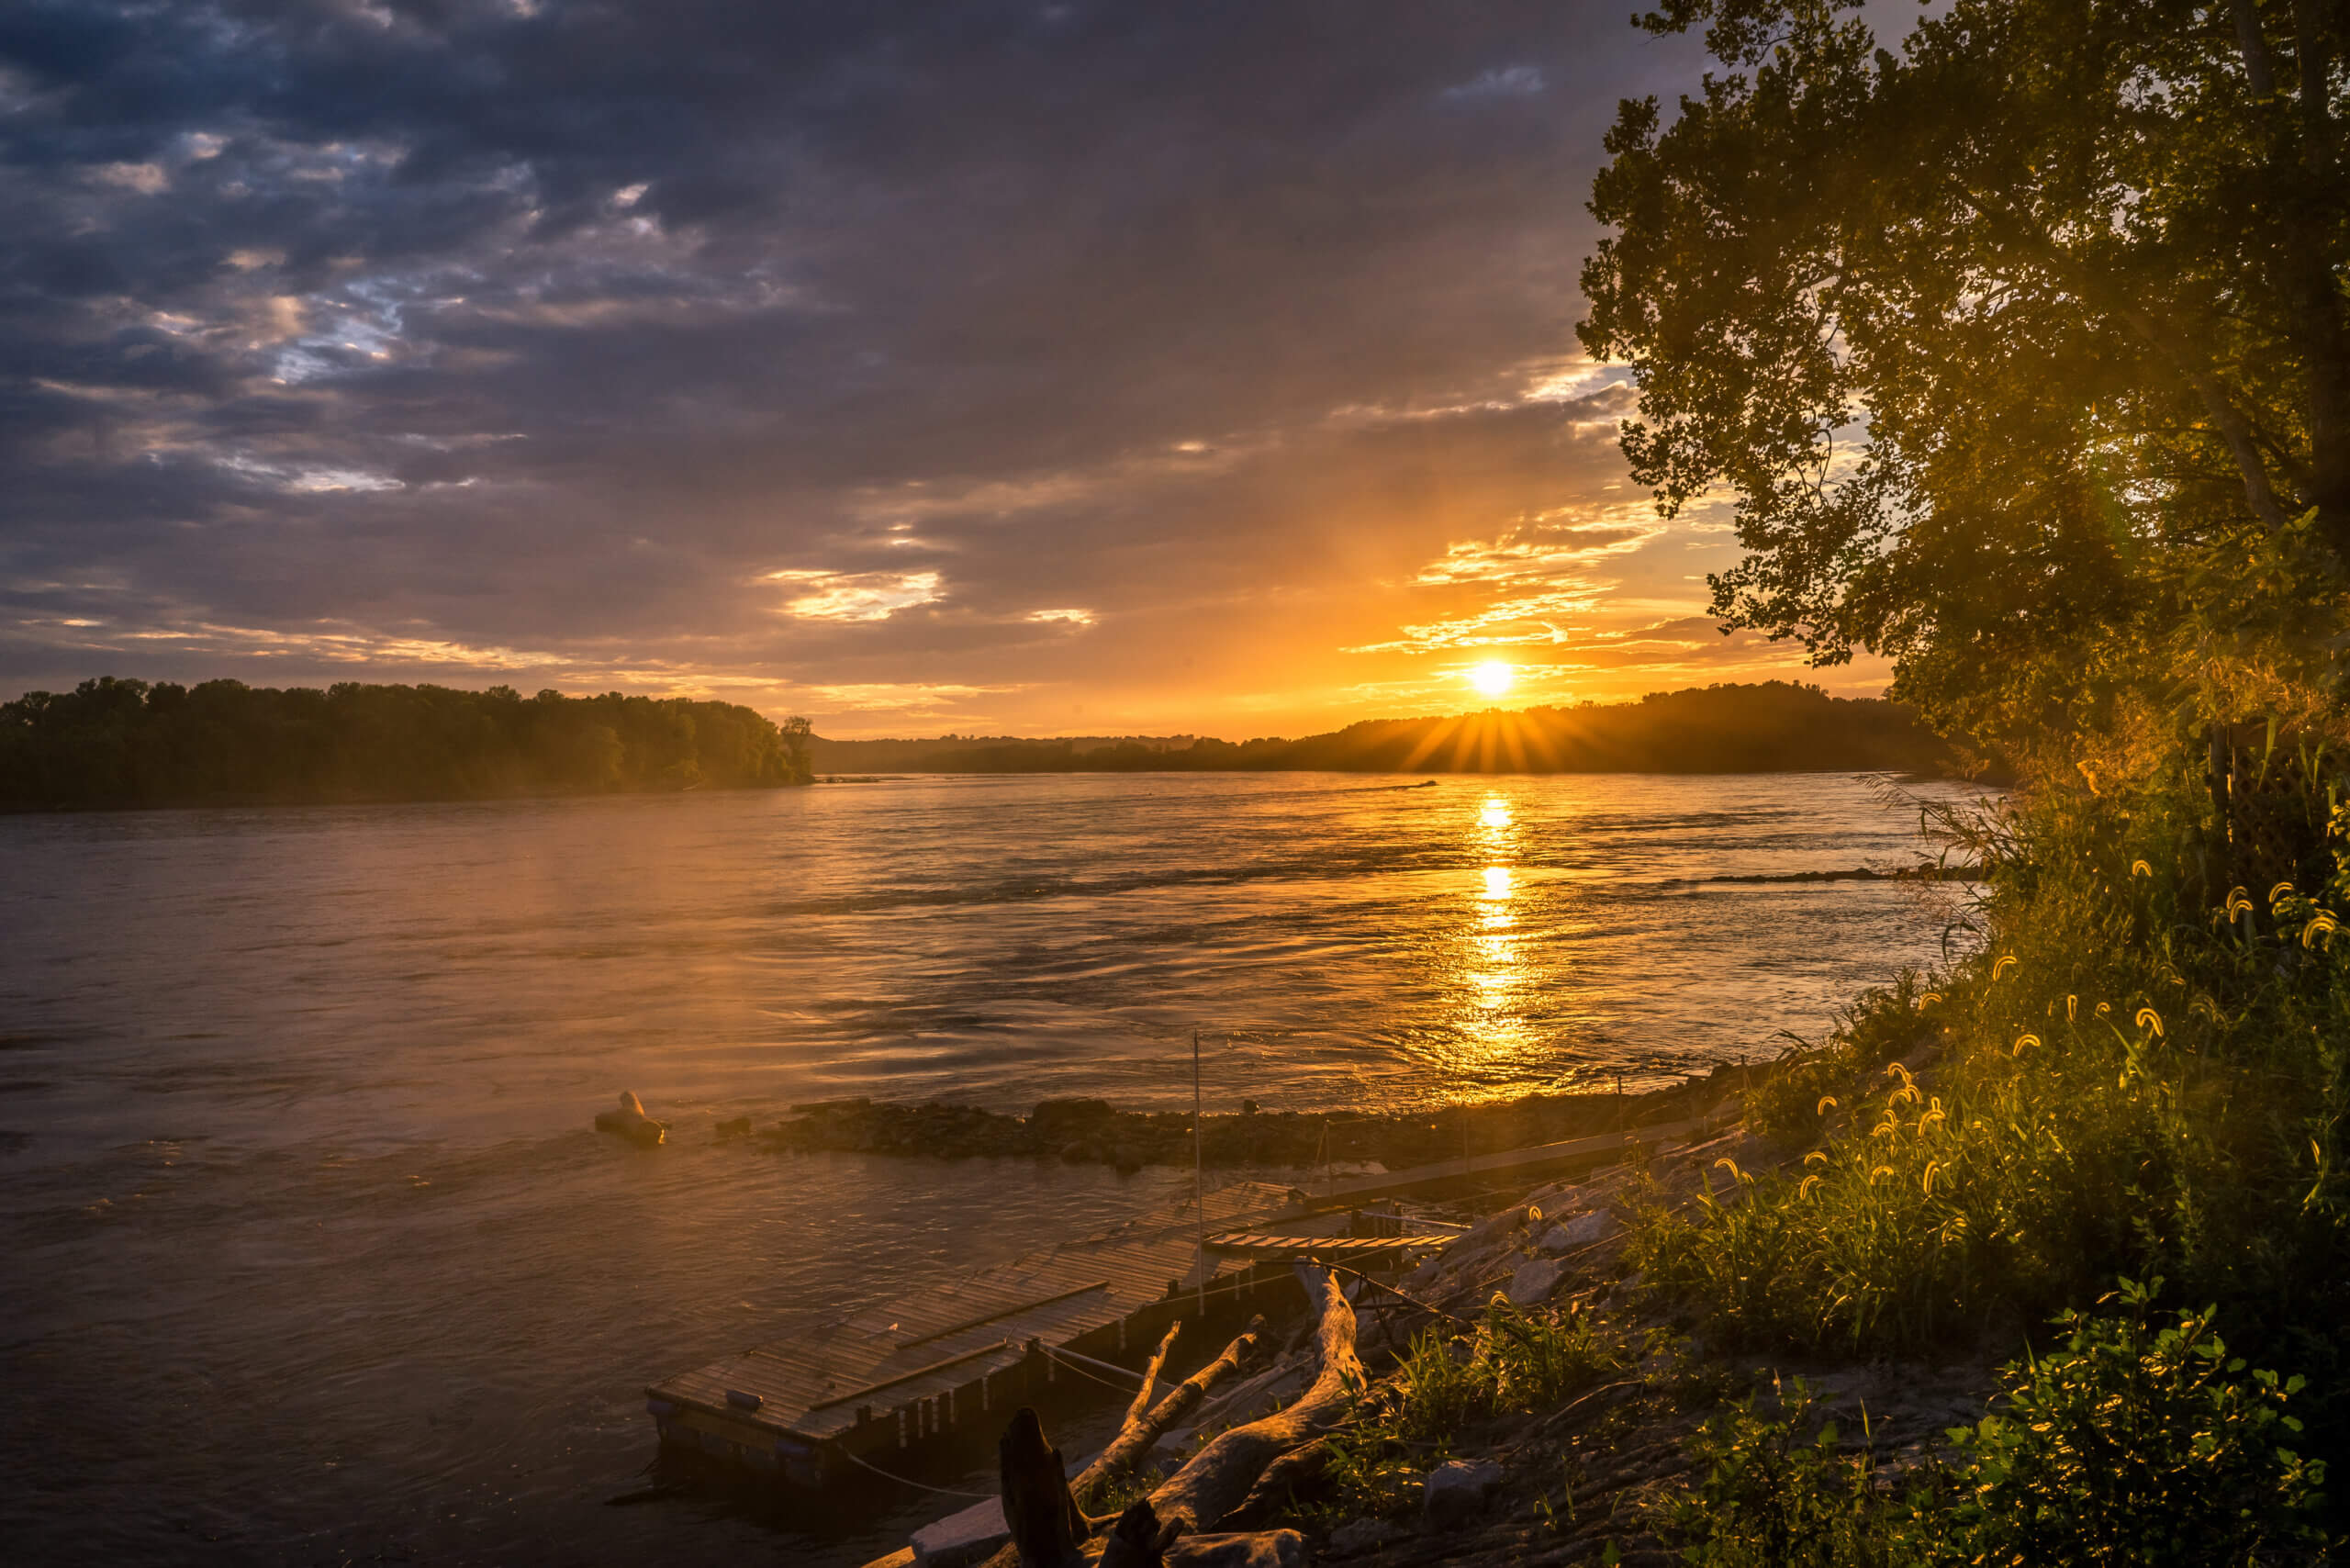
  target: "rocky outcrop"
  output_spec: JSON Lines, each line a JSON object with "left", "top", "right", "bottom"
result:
{"left": 763, "top": 1072, "right": 1749, "bottom": 1172}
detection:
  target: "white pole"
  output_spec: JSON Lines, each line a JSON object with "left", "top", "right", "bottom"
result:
{"left": 1193, "top": 1028, "right": 1206, "bottom": 1321}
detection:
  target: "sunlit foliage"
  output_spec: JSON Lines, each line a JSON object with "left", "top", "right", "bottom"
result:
{"left": 1582, "top": 0, "right": 2350, "bottom": 752}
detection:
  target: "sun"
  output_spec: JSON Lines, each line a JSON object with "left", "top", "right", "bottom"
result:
{"left": 1469, "top": 660, "right": 1516, "bottom": 698}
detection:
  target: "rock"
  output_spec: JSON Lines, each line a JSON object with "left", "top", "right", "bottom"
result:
{"left": 1166, "top": 1530, "right": 1306, "bottom": 1568}
{"left": 1031, "top": 1097, "right": 1119, "bottom": 1143}
{"left": 1326, "top": 1517, "right": 1403, "bottom": 1555}
{"left": 593, "top": 1091, "right": 666, "bottom": 1148}
{"left": 1457, "top": 1204, "right": 1535, "bottom": 1250}
{"left": 1422, "top": 1459, "right": 1503, "bottom": 1528}
{"left": 1506, "top": 1258, "right": 1567, "bottom": 1305}
{"left": 911, "top": 1496, "right": 1007, "bottom": 1568}
{"left": 1535, "top": 1210, "right": 1617, "bottom": 1254}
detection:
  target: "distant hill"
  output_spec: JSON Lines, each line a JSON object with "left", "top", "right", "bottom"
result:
{"left": 811, "top": 682, "right": 1975, "bottom": 778}
{"left": 0, "top": 678, "right": 811, "bottom": 809}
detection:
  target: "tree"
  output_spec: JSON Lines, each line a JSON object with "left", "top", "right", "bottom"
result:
{"left": 1579, "top": 0, "right": 2350, "bottom": 745}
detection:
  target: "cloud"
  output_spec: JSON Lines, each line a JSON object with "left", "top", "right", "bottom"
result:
{"left": 0, "top": 2, "right": 1799, "bottom": 734}
{"left": 1439, "top": 64, "right": 1547, "bottom": 101}
{"left": 92, "top": 161, "right": 168, "bottom": 193}
{"left": 1411, "top": 516, "right": 1659, "bottom": 587}
{"left": 1347, "top": 509, "right": 1664, "bottom": 652}
{"left": 764, "top": 569, "right": 945, "bottom": 622}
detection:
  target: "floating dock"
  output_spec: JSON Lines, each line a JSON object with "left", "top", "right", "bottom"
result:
{"left": 643, "top": 1182, "right": 1329, "bottom": 1489}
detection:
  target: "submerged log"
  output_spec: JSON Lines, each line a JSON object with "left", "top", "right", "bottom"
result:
{"left": 1140, "top": 1269, "right": 1360, "bottom": 1548}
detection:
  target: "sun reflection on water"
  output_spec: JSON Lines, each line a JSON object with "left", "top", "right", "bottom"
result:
{"left": 1449, "top": 792, "right": 1540, "bottom": 1078}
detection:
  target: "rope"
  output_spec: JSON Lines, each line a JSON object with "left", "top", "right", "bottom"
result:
{"left": 837, "top": 1446, "right": 998, "bottom": 1500}
{"left": 1043, "top": 1345, "right": 1147, "bottom": 1393}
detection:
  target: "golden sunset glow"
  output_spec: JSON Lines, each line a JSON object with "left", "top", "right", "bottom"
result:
{"left": 1470, "top": 660, "right": 1516, "bottom": 698}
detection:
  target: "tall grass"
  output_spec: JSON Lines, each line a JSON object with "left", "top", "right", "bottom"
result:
{"left": 1313, "top": 1302, "right": 1637, "bottom": 1522}
{"left": 1630, "top": 744, "right": 2350, "bottom": 1368}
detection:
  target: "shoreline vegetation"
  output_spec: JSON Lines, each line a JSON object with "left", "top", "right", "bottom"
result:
{"left": 809, "top": 681, "right": 1978, "bottom": 779}
{"left": 0, "top": 677, "right": 812, "bottom": 810}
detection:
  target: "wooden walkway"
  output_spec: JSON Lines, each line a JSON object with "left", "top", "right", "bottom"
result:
{"left": 644, "top": 1182, "right": 1318, "bottom": 1487}
{"left": 1203, "top": 1230, "right": 1459, "bottom": 1261}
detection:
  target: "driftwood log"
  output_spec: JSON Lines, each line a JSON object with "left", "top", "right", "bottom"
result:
{"left": 1134, "top": 1268, "right": 1361, "bottom": 1551}
{"left": 1072, "top": 1316, "right": 1262, "bottom": 1507}
{"left": 1001, "top": 1407, "right": 1088, "bottom": 1568}
{"left": 1213, "top": 1436, "right": 1337, "bottom": 1533}
{"left": 989, "top": 1315, "right": 1264, "bottom": 1568}
{"left": 998, "top": 1272, "right": 1356, "bottom": 1568}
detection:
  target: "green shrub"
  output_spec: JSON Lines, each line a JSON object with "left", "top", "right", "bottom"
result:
{"left": 1676, "top": 1379, "right": 1928, "bottom": 1568}
{"left": 1943, "top": 1277, "right": 2326, "bottom": 1566}
{"left": 1672, "top": 1285, "right": 2326, "bottom": 1568}
{"left": 1382, "top": 1300, "right": 1632, "bottom": 1442}
{"left": 1312, "top": 1303, "right": 1637, "bottom": 1522}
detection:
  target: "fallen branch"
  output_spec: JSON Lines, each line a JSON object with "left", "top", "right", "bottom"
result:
{"left": 1137, "top": 1268, "right": 1360, "bottom": 1551}
{"left": 1124, "top": 1323, "right": 1182, "bottom": 1428}
{"left": 987, "top": 1316, "right": 1266, "bottom": 1568}
{"left": 1073, "top": 1316, "right": 1264, "bottom": 1508}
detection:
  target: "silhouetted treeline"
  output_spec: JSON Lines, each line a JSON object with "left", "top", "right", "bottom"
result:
{"left": 811, "top": 683, "right": 1974, "bottom": 778}
{"left": 0, "top": 678, "right": 811, "bottom": 809}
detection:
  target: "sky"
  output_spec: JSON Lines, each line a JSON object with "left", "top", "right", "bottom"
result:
{"left": 0, "top": 0, "right": 1895, "bottom": 739}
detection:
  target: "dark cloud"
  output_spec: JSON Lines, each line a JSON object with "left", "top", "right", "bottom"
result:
{"left": 0, "top": 0, "right": 1727, "bottom": 733}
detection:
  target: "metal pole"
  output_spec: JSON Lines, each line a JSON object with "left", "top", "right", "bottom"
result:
{"left": 1193, "top": 1029, "right": 1206, "bottom": 1320}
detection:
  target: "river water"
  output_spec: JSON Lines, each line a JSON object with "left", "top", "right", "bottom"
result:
{"left": 0, "top": 771, "right": 1985, "bottom": 1563}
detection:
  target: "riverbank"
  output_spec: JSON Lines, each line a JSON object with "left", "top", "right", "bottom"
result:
{"left": 862, "top": 745, "right": 2350, "bottom": 1565}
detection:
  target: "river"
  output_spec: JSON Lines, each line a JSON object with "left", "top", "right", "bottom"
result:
{"left": 0, "top": 770, "right": 1986, "bottom": 1563}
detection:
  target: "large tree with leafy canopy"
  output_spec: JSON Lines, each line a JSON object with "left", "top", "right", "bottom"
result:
{"left": 1580, "top": 0, "right": 2350, "bottom": 749}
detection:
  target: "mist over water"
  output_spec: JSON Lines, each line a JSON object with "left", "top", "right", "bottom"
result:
{"left": 0, "top": 771, "right": 1986, "bottom": 1563}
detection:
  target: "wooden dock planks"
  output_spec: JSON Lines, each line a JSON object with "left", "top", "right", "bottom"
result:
{"left": 644, "top": 1181, "right": 1314, "bottom": 1484}
{"left": 1203, "top": 1230, "right": 1460, "bottom": 1260}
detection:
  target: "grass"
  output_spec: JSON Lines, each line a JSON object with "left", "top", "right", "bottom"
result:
{"left": 1309, "top": 1300, "right": 1639, "bottom": 1523}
